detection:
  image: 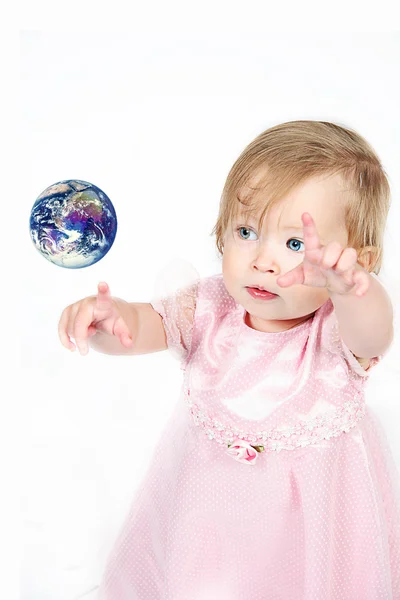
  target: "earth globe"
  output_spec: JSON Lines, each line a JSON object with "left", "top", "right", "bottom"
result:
{"left": 29, "top": 179, "right": 117, "bottom": 268}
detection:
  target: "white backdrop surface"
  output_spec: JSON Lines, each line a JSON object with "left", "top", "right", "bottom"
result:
{"left": 19, "top": 30, "right": 400, "bottom": 600}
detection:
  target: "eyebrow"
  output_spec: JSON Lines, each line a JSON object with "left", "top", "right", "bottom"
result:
{"left": 281, "top": 225, "right": 303, "bottom": 230}
{"left": 236, "top": 216, "right": 303, "bottom": 231}
{"left": 235, "top": 217, "right": 327, "bottom": 243}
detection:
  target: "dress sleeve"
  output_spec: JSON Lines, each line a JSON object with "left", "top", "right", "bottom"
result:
{"left": 340, "top": 340, "right": 384, "bottom": 377}
{"left": 150, "top": 278, "right": 199, "bottom": 369}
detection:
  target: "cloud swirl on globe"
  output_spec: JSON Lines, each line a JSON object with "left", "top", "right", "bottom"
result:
{"left": 29, "top": 179, "right": 117, "bottom": 268}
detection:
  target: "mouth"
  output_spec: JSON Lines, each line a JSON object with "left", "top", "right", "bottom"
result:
{"left": 246, "top": 285, "right": 278, "bottom": 296}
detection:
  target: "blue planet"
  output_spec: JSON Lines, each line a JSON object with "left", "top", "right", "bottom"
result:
{"left": 29, "top": 179, "right": 117, "bottom": 268}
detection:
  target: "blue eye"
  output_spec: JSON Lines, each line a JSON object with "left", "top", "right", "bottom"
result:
{"left": 236, "top": 227, "right": 304, "bottom": 252}
{"left": 287, "top": 238, "right": 304, "bottom": 252}
{"left": 236, "top": 227, "right": 257, "bottom": 241}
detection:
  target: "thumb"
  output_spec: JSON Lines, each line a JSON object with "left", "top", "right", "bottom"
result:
{"left": 277, "top": 264, "right": 304, "bottom": 287}
{"left": 113, "top": 316, "right": 133, "bottom": 346}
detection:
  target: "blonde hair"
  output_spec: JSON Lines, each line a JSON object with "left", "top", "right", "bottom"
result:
{"left": 210, "top": 120, "right": 391, "bottom": 274}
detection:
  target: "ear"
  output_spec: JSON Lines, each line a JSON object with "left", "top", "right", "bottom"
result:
{"left": 357, "top": 246, "right": 378, "bottom": 272}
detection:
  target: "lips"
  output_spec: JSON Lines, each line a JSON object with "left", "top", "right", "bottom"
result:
{"left": 247, "top": 286, "right": 277, "bottom": 295}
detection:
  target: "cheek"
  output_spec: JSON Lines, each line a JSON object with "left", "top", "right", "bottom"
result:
{"left": 222, "top": 259, "right": 236, "bottom": 284}
{"left": 222, "top": 245, "right": 240, "bottom": 270}
{"left": 221, "top": 254, "right": 232, "bottom": 280}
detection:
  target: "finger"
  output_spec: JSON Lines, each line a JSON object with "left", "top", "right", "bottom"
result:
{"left": 113, "top": 316, "right": 133, "bottom": 347}
{"left": 334, "top": 247, "right": 358, "bottom": 273}
{"left": 87, "top": 325, "right": 98, "bottom": 337}
{"left": 73, "top": 308, "right": 93, "bottom": 355}
{"left": 95, "top": 282, "right": 113, "bottom": 312}
{"left": 277, "top": 263, "right": 305, "bottom": 287}
{"left": 302, "top": 212, "right": 322, "bottom": 252}
{"left": 320, "top": 241, "right": 343, "bottom": 270}
{"left": 354, "top": 271, "right": 370, "bottom": 297}
{"left": 58, "top": 306, "right": 76, "bottom": 351}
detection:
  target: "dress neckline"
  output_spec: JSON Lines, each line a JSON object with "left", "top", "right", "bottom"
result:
{"left": 239, "top": 306, "right": 315, "bottom": 338}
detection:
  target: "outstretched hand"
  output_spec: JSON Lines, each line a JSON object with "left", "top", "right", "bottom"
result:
{"left": 276, "top": 212, "right": 370, "bottom": 297}
{"left": 58, "top": 281, "right": 133, "bottom": 355}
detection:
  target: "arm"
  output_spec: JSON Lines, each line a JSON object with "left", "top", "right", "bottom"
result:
{"left": 88, "top": 299, "right": 168, "bottom": 356}
{"left": 329, "top": 271, "right": 394, "bottom": 359}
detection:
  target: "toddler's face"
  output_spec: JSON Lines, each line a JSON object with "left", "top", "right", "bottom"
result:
{"left": 222, "top": 173, "right": 350, "bottom": 333}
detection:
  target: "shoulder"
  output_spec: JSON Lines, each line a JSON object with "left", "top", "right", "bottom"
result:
{"left": 197, "top": 273, "right": 237, "bottom": 313}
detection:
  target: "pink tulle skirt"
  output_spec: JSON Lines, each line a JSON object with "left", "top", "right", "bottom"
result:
{"left": 97, "top": 401, "right": 400, "bottom": 599}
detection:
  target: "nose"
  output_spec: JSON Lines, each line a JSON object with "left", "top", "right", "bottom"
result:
{"left": 252, "top": 243, "right": 281, "bottom": 275}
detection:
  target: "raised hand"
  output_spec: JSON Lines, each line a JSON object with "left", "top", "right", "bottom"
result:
{"left": 58, "top": 282, "right": 134, "bottom": 355}
{"left": 276, "top": 212, "right": 370, "bottom": 297}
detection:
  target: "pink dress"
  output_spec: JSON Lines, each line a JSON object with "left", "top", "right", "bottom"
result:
{"left": 97, "top": 272, "right": 400, "bottom": 599}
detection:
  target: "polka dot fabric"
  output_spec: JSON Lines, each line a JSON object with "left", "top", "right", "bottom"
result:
{"left": 97, "top": 272, "right": 400, "bottom": 599}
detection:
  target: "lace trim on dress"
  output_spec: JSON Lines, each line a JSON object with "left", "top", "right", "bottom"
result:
{"left": 184, "top": 388, "right": 366, "bottom": 457}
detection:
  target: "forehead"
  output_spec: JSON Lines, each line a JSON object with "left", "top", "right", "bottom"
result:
{"left": 238, "top": 173, "right": 348, "bottom": 235}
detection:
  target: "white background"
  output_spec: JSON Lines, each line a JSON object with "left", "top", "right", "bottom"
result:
{"left": 16, "top": 25, "right": 400, "bottom": 600}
